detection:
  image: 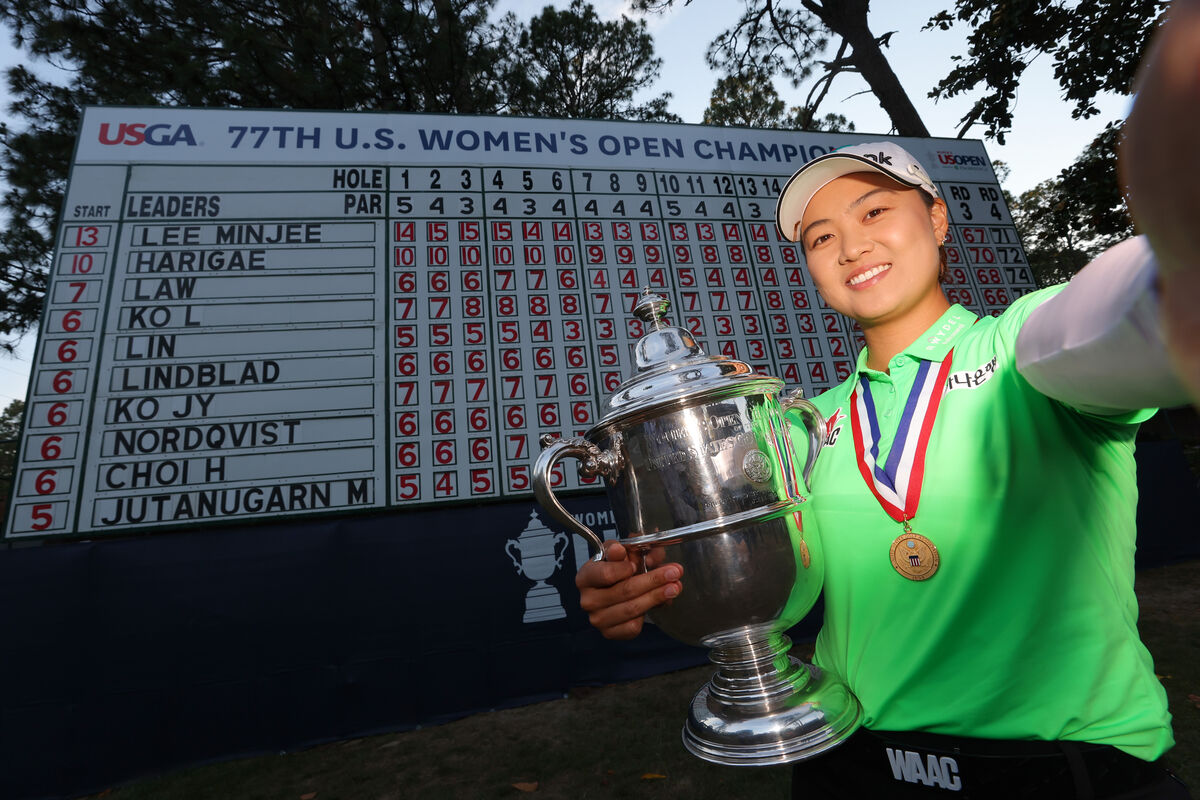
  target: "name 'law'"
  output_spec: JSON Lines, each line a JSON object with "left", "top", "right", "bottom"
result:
{"left": 123, "top": 278, "right": 199, "bottom": 330}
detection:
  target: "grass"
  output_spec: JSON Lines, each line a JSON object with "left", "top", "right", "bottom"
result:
{"left": 79, "top": 559, "right": 1200, "bottom": 800}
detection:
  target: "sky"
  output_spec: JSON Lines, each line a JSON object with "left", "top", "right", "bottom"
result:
{"left": 0, "top": 0, "right": 1134, "bottom": 408}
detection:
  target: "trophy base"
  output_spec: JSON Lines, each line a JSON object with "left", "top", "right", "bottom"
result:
{"left": 682, "top": 634, "right": 862, "bottom": 766}
{"left": 521, "top": 582, "right": 566, "bottom": 622}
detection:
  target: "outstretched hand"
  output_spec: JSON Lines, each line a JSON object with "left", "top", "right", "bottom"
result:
{"left": 1121, "top": 0, "right": 1200, "bottom": 404}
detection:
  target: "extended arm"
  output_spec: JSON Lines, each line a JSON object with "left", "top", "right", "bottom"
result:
{"left": 1015, "top": 237, "right": 1190, "bottom": 415}
{"left": 1018, "top": 0, "right": 1200, "bottom": 412}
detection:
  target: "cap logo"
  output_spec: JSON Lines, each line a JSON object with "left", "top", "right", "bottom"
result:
{"left": 863, "top": 152, "right": 893, "bottom": 166}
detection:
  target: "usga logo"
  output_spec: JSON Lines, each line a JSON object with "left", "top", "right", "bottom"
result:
{"left": 936, "top": 150, "right": 987, "bottom": 168}
{"left": 98, "top": 122, "right": 198, "bottom": 146}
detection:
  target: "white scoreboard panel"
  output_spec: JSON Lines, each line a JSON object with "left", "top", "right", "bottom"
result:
{"left": 4, "top": 108, "right": 1032, "bottom": 537}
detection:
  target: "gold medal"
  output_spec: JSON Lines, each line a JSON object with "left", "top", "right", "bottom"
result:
{"left": 889, "top": 522, "right": 939, "bottom": 581}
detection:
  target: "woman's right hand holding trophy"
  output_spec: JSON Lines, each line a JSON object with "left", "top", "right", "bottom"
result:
{"left": 575, "top": 540, "right": 683, "bottom": 640}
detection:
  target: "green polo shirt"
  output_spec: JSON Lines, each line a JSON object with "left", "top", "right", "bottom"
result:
{"left": 787, "top": 288, "right": 1173, "bottom": 760}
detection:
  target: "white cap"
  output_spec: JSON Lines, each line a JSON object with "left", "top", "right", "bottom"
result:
{"left": 775, "top": 142, "right": 939, "bottom": 242}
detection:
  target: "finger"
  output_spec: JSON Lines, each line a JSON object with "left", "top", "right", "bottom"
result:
{"left": 579, "top": 561, "right": 681, "bottom": 608}
{"left": 597, "top": 615, "right": 646, "bottom": 640}
{"left": 574, "top": 539, "right": 659, "bottom": 589}
{"left": 601, "top": 539, "right": 627, "bottom": 562}
{"left": 575, "top": 549, "right": 637, "bottom": 590}
{"left": 582, "top": 566, "right": 682, "bottom": 625}
{"left": 587, "top": 580, "right": 683, "bottom": 639}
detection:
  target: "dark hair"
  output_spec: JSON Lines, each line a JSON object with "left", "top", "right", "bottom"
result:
{"left": 918, "top": 190, "right": 949, "bottom": 283}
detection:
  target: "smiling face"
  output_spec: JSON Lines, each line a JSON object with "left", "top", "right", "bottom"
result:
{"left": 798, "top": 171, "right": 950, "bottom": 331}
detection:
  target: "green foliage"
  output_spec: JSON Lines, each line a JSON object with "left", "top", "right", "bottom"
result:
{"left": 639, "top": 0, "right": 928, "bottom": 137}
{"left": 498, "top": 0, "right": 679, "bottom": 122}
{"left": 1056, "top": 122, "right": 1133, "bottom": 243}
{"left": 0, "top": 398, "right": 21, "bottom": 439}
{"left": 0, "top": 398, "right": 23, "bottom": 514}
{"left": 925, "top": 0, "right": 1168, "bottom": 142}
{"left": 698, "top": 1, "right": 829, "bottom": 90}
{"left": 926, "top": 2, "right": 1161, "bottom": 259}
{"left": 703, "top": 70, "right": 790, "bottom": 128}
{"left": 0, "top": 0, "right": 676, "bottom": 347}
{"left": 1009, "top": 123, "right": 1130, "bottom": 286}
{"left": 702, "top": 67, "right": 854, "bottom": 132}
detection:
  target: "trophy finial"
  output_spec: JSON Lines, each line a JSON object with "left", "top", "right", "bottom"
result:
{"left": 632, "top": 287, "right": 670, "bottom": 331}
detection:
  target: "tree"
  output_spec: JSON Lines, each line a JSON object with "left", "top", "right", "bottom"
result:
{"left": 704, "top": 69, "right": 790, "bottom": 128}
{"left": 1008, "top": 126, "right": 1129, "bottom": 286}
{"left": 925, "top": 0, "right": 1168, "bottom": 143}
{"left": 925, "top": 2, "right": 1164, "bottom": 264}
{"left": 0, "top": 0, "right": 677, "bottom": 349}
{"left": 643, "top": 0, "right": 1164, "bottom": 256}
{"left": 0, "top": 399, "right": 23, "bottom": 518}
{"left": 0, "top": 0, "right": 506, "bottom": 349}
{"left": 702, "top": 66, "right": 854, "bottom": 132}
{"left": 638, "top": 0, "right": 930, "bottom": 137}
{"left": 1009, "top": 180, "right": 1095, "bottom": 286}
{"left": 498, "top": 0, "right": 679, "bottom": 122}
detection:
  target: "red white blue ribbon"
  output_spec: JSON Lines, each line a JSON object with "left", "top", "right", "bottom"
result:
{"left": 849, "top": 353, "right": 955, "bottom": 523}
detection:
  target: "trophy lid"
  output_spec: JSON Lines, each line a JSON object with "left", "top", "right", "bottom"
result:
{"left": 595, "top": 289, "right": 783, "bottom": 427}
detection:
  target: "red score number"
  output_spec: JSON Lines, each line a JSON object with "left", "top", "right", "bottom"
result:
{"left": 397, "top": 474, "right": 420, "bottom": 500}
{"left": 37, "top": 435, "right": 64, "bottom": 461}
{"left": 29, "top": 503, "right": 58, "bottom": 531}
{"left": 470, "top": 468, "right": 494, "bottom": 495}
{"left": 55, "top": 339, "right": 79, "bottom": 363}
{"left": 67, "top": 253, "right": 96, "bottom": 274}
{"left": 51, "top": 370, "right": 74, "bottom": 394}
{"left": 397, "top": 442, "right": 419, "bottom": 467}
{"left": 59, "top": 310, "right": 83, "bottom": 333}
{"left": 433, "top": 472, "right": 458, "bottom": 498}
{"left": 34, "top": 468, "right": 58, "bottom": 495}
{"left": 70, "top": 225, "right": 100, "bottom": 247}
{"left": 46, "top": 402, "right": 70, "bottom": 427}
{"left": 433, "top": 439, "right": 456, "bottom": 465}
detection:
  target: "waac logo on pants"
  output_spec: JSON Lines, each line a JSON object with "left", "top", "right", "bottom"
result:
{"left": 98, "top": 123, "right": 198, "bottom": 146}
{"left": 885, "top": 748, "right": 963, "bottom": 791}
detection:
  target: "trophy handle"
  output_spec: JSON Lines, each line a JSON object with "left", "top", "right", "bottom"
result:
{"left": 533, "top": 434, "right": 623, "bottom": 562}
{"left": 781, "top": 389, "right": 827, "bottom": 493}
{"left": 504, "top": 539, "right": 524, "bottom": 576}
{"left": 552, "top": 531, "right": 569, "bottom": 569}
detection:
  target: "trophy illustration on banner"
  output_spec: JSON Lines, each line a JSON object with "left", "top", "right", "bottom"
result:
{"left": 533, "top": 289, "right": 862, "bottom": 766}
{"left": 505, "top": 509, "right": 569, "bottom": 623}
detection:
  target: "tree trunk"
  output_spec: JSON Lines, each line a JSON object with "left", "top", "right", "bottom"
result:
{"left": 806, "top": 0, "right": 930, "bottom": 137}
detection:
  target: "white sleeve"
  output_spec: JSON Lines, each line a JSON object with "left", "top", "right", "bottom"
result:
{"left": 1015, "top": 236, "right": 1191, "bottom": 415}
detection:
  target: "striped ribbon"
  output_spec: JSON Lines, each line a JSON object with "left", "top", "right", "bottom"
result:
{"left": 848, "top": 353, "right": 955, "bottom": 523}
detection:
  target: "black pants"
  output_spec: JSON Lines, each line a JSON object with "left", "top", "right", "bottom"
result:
{"left": 790, "top": 729, "right": 1192, "bottom": 799}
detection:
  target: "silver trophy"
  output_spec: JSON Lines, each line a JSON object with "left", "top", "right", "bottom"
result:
{"left": 533, "top": 290, "right": 861, "bottom": 766}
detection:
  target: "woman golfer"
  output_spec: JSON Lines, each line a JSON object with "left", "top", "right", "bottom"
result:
{"left": 574, "top": 2, "right": 1200, "bottom": 797}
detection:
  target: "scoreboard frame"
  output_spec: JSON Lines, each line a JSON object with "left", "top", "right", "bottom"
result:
{"left": 3, "top": 107, "right": 1033, "bottom": 539}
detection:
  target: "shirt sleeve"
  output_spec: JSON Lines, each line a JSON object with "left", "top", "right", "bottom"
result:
{"left": 1014, "top": 236, "right": 1191, "bottom": 416}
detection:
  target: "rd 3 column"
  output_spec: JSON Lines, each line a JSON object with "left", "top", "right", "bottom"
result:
{"left": 81, "top": 164, "right": 388, "bottom": 532}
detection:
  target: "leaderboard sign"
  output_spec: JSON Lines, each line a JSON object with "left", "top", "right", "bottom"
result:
{"left": 5, "top": 107, "right": 1032, "bottom": 537}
